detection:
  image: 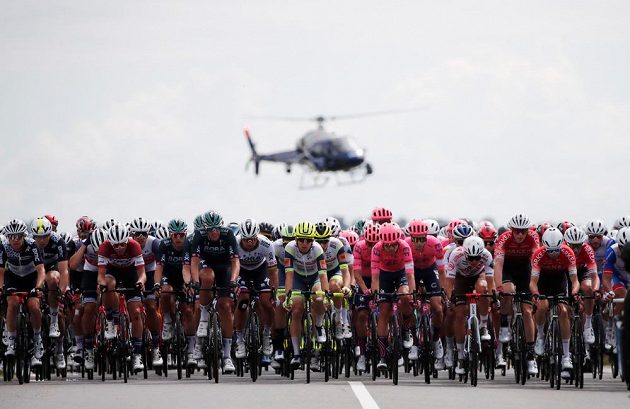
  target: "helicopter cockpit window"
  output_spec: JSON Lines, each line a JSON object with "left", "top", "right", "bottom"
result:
{"left": 330, "top": 138, "right": 357, "bottom": 152}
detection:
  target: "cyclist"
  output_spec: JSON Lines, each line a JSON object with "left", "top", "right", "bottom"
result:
{"left": 371, "top": 222, "right": 415, "bottom": 370}
{"left": 233, "top": 219, "right": 278, "bottom": 363}
{"left": 270, "top": 224, "right": 295, "bottom": 368}
{"left": 564, "top": 226, "right": 598, "bottom": 344}
{"left": 186, "top": 210, "right": 240, "bottom": 374}
{"left": 129, "top": 217, "right": 163, "bottom": 366}
{"left": 97, "top": 223, "right": 147, "bottom": 371}
{"left": 585, "top": 220, "right": 612, "bottom": 277}
{"left": 493, "top": 213, "right": 539, "bottom": 374}
{"left": 352, "top": 223, "right": 380, "bottom": 371}
{"left": 371, "top": 207, "right": 393, "bottom": 225}
{"left": 315, "top": 222, "right": 352, "bottom": 339}
{"left": 445, "top": 236, "right": 494, "bottom": 375}
{"left": 155, "top": 219, "right": 197, "bottom": 364}
{"left": 405, "top": 219, "right": 446, "bottom": 367}
{"left": 0, "top": 219, "right": 46, "bottom": 366}
{"left": 258, "top": 222, "right": 275, "bottom": 241}
{"left": 603, "top": 227, "right": 629, "bottom": 317}
{"left": 283, "top": 222, "right": 329, "bottom": 369}
{"left": 530, "top": 228, "right": 579, "bottom": 377}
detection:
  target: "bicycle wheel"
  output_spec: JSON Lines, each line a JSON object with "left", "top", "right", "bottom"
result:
{"left": 174, "top": 312, "right": 183, "bottom": 380}
{"left": 15, "top": 312, "right": 25, "bottom": 385}
{"left": 469, "top": 319, "right": 479, "bottom": 387}
{"left": 97, "top": 313, "right": 107, "bottom": 382}
{"left": 119, "top": 314, "right": 129, "bottom": 383}
{"left": 572, "top": 316, "right": 584, "bottom": 389}
{"left": 551, "top": 318, "right": 562, "bottom": 390}
{"left": 512, "top": 318, "right": 521, "bottom": 384}
{"left": 594, "top": 312, "right": 605, "bottom": 380}
{"left": 421, "top": 315, "right": 431, "bottom": 384}
{"left": 515, "top": 315, "right": 527, "bottom": 385}
{"left": 304, "top": 312, "right": 312, "bottom": 384}
{"left": 211, "top": 312, "right": 221, "bottom": 383}
{"left": 369, "top": 311, "right": 378, "bottom": 381}
{"left": 391, "top": 313, "right": 400, "bottom": 386}
{"left": 247, "top": 311, "right": 260, "bottom": 382}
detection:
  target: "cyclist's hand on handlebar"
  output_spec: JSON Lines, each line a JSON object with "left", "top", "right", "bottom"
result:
{"left": 135, "top": 281, "right": 144, "bottom": 291}
{"left": 603, "top": 290, "right": 615, "bottom": 302}
{"left": 282, "top": 298, "right": 292, "bottom": 311}
{"left": 152, "top": 283, "right": 161, "bottom": 295}
{"left": 532, "top": 293, "right": 540, "bottom": 304}
{"left": 342, "top": 286, "right": 352, "bottom": 297}
{"left": 98, "top": 284, "right": 107, "bottom": 294}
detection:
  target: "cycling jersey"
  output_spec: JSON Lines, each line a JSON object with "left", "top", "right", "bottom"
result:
{"left": 156, "top": 238, "right": 185, "bottom": 288}
{"left": 98, "top": 239, "right": 144, "bottom": 271}
{"left": 446, "top": 247, "right": 493, "bottom": 278}
{"left": 371, "top": 239, "right": 414, "bottom": 276}
{"left": 283, "top": 241, "right": 327, "bottom": 277}
{"left": 0, "top": 237, "right": 43, "bottom": 277}
{"left": 140, "top": 236, "right": 160, "bottom": 272}
{"left": 406, "top": 235, "right": 445, "bottom": 270}
{"left": 604, "top": 244, "right": 630, "bottom": 287}
{"left": 494, "top": 230, "right": 540, "bottom": 262}
{"left": 589, "top": 236, "right": 613, "bottom": 274}
{"left": 236, "top": 235, "right": 277, "bottom": 271}
{"left": 531, "top": 245, "right": 577, "bottom": 277}
{"left": 353, "top": 240, "right": 373, "bottom": 279}
{"left": 82, "top": 242, "right": 100, "bottom": 272}
{"left": 573, "top": 243, "right": 597, "bottom": 280}
{"left": 441, "top": 242, "right": 458, "bottom": 266}
{"left": 322, "top": 237, "right": 348, "bottom": 276}
{"left": 185, "top": 228, "right": 239, "bottom": 266}
{"left": 37, "top": 232, "right": 67, "bottom": 271}
{"left": 337, "top": 235, "right": 354, "bottom": 265}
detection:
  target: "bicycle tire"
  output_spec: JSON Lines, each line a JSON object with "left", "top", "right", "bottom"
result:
{"left": 370, "top": 311, "right": 378, "bottom": 381}
{"left": 247, "top": 310, "right": 260, "bottom": 382}
{"left": 174, "top": 312, "right": 183, "bottom": 380}
{"left": 572, "top": 316, "right": 584, "bottom": 389}
{"left": 421, "top": 315, "right": 431, "bottom": 384}
{"left": 211, "top": 312, "right": 221, "bottom": 383}
{"left": 15, "top": 312, "right": 24, "bottom": 385}
{"left": 551, "top": 318, "right": 561, "bottom": 390}
{"left": 391, "top": 313, "right": 399, "bottom": 386}
{"left": 304, "top": 312, "right": 312, "bottom": 384}
{"left": 469, "top": 318, "right": 479, "bottom": 387}
{"left": 516, "top": 315, "right": 527, "bottom": 385}
{"left": 119, "top": 314, "right": 129, "bottom": 383}
{"left": 512, "top": 316, "right": 521, "bottom": 384}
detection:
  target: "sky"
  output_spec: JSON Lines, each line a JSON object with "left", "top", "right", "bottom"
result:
{"left": 1, "top": 1, "right": 629, "bottom": 233}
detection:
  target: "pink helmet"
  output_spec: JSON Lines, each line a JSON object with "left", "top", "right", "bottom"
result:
{"left": 371, "top": 207, "right": 393, "bottom": 223}
{"left": 408, "top": 219, "right": 429, "bottom": 237}
{"left": 339, "top": 230, "right": 359, "bottom": 247}
{"left": 364, "top": 223, "right": 381, "bottom": 243}
{"left": 379, "top": 222, "right": 400, "bottom": 244}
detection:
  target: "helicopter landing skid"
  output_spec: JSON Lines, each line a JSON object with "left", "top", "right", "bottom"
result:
{"left": 299, "top": 170, "right": 330, "bottom": 189}
{"left": 298, "top": 163, "right": 372, "bottom": 189}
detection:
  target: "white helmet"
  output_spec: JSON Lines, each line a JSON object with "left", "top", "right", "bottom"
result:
{"left": 463, "top": 236, "right": 485, "bottom": 257}
{"left": 325, "top": 217, "right": 341, "bottom": 236}
{"left": 155, "top": 225, "right": 169, "bottom": 240}
{"left": 542, "top": 228, "right": 563, "bottom": 251}
{"left": 508, "top": 213, "right": 531, "bottom": 229}
{"left": 239, "top": 218, "right": 260, "bottom": 239}
{"left": 4, "top": 219, "right": 28, "bottom": 236}
{"left": 151, "top": 220, "right": 166, "bottom": 234}
{"left": 108, "top": 223, "right": 130, "bottom": 245}
{"left": 438, "top": 226, "right": 448, "bottom": 239}
{"left": 129, "top": 217, "right": 151, "bottom": 233}
{"left": 617, "top": 227, "right": 630, "bottom": 246}
{"left": 101, "top": 218, "right": 118, "bottom": 231}
{"left": 616, "top": 216, "right": 630, "bottom": 229}
{"left": 585, "top": 220, "right": 607, "bottom": 236}
{"left": 90, "top": 228, "right": 109, "bottom": 248}
{"left": 424, "top": 219, "right": 440, "bottom": 236}
{"left": 30, "top": 217, "right": 53, "bottom": 237}
{"left": 59, "top": 231, "right": 74, "bottom": 246}
{"left": 564, "top": 226, "right": 586, "bottom": 245}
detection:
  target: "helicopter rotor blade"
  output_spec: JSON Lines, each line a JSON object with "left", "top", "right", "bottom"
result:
{"left": 247, "top": 107, "right": 428, "bottom": 124}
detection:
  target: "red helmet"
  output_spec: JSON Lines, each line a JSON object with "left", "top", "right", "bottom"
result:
{"left": 379, "top": 222, "right": 400, "bottom": 244}
{"left": 536, "top": 223, "right": 552, "bottom": 238}
{"left": 408, "top": 219, "right": 429, "bottom": 237}
{"left": 364, "top": 223, "right": 381, "bottom": 243}
{"left": 446, "top": 219, "right": 466, "bottom": 239}
{"left": 339, "top": 230, "right": 359, "bottom": 247}
{"left": 76, "top": 216, "right": 96, "bottom": 233}
{"left": 478, "top": 225, "right": 497, "bottom": 241}
{"left": 44, "top": 214, "right": 59, "bottom": 227}
{"left": 557, "top": 220, "right": 575, "bottom": 234}
{"left": 371, "top": 207, "right": 393, "bottom": 223}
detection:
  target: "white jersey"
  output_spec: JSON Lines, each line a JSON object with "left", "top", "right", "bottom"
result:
{"left": 83, "top": 243, "right": 100, "bottom": 272}
{"left": 590, "top": 235, "right": 613, "bottom": 274}
{"left": 273, "top": 238, "right": 286, "bottom": 262}
{"left": 442, "top": 242, "right": 458, "bottom": 266}
{"left": 236, "top": 234, "right": 277, "bottom": 271}
{"left": 323, "top": 237, "right": 348, "bottom": 272}
{"left": 141, "top": 235, "right": 160, "bottom": 272}
{"left": 337, "top": 235, "right": 354, "bottom": 265}
{"left": 446, "top": 247, "right": 494, "bottom": 278}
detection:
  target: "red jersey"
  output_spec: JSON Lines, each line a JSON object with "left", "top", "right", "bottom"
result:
{"left": 494, "top": 230, "right": 540, "bottom": 262}
{"left": 353, "top": 240, "right": 373, "bottom": 278}
{"left": 405, "top": 236, "right": 445, "bottom": 270}
{"left": 97, "top": 239, "right": 145, "bottom": 270}
{"left": 531, "top": 245, "right": 577, "bottom": 277}
{"left": 371, "top": 239, "right": 414, "bottom": 276}
{"left": 574, "top": 243, "right": 597, "bottom": 276}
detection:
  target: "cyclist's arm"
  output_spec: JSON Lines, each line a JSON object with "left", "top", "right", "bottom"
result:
{"left": 190, "top": 256, "right": 200, "bottom": 283}
{"left": 0, "top": 266, "right": 5, "bottom": 289}
{"left": 493, "top": 257, "right": 504, "bottom": 288}
{"left": 154, "top": 263, "right": 164, "bottom": 287}
{"left": 136, "top": 265, "right": 146, "bottom": 286}
{"left": 284, "top": 255, "right": 294, "bottom": 294}
{"left": 354, "top": 271, "right": 368, "bottom": 293}
{"left": 230, "top": 257, "right": 240, "bottom": 283}
{"left": 317, "top": 255, "right": 329, "bottom": 292}
{"left": 268, "top": 265, "right": 278, "bottom": 289}
{"left": 569, "top": 273, "right": 579, "bottom": 296}
{"left": 58, "top": 260, "right": 70, "bottom": 292}
{"left": 529, "top": 274, "right": 539, "bottom": 295}
{"left": 69, "top": 243, "right": 86, "bottom": 271}
{"left": 445, "top": 276, "right": 454, "bottom": 300}
{"left": 35, "top": 263, "right": 45, "bottom": 289}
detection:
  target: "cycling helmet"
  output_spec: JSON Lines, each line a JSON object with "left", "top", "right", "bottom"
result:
{"left": 424, "top": 219, "right": 441, "bottom": 236}
{"left": 44, "top": 215, "right": 59, "bottom": 228}
{"left": 129, "top": 217, "right": 151, "bottom": 233}
{"left": 76, "top": 216, "right": 96, "bottom": 233}
{"left": 564, "top": 226, "right": 586, "bottom": 245}
{"left": 478, "top": 225, "right": 498, "bottom": 241}
{"left": 59, "top": 232, "right": 74, "bottom": 246}
{"left": 155, "top": 225, "right": 169, "bottom": 240}
{"left": 258, "top": 222, "right": 274, "bottom": 236}
{"left": 90, "top": 228, "right": 108, "bottom": 248}
{"left": 324, "top": 217, "right": 342, "bottom": 236}
{"left": 617, "top": 216, "right": 630, "bottom": 229}
{"left": 101, "top": 218, "right": 118, "bottom": 231}
{"left": 617, "top": 227, "right": 630, "bottom": 246}
{"left": 536, "top": 223, "right": 551, "bottom": 238}
{"left": 477, "top": 220, "right": 495, "bottom": 230}
{"left": 151, "top": 220, "right": 166, "bottom": 232}
{"left": 542, "top": 228, "right": 563, "bottom": 251}
{"left": 364, "top": 223, "right": 381, "bottom": 243}
{"left": 371, "top": 207, "right": 393, "bottom": 223}
{"left": 351, "top": 218, "right": 368, "bottom": 235}
{"left": 193, "top": 215, "right": 205, "bottom": 232}
{"left": 379, "top": 222, "right": 400, "bottom": 244}
{"left": 294, "top": 222, "right": 316, "bottom": 239}
{"left": 408, "top": 219, "right": 429, "bottom": 237}
{"left": 281, "top": 224, "right": 296, "bottom": 240}
{"left": 314, "top": 222, "right": 331, "bottom": 240}
{"left": 585, "top": 220, "right": 607, "bottom": 236}
{"left": 339, "top": 230, "right": 359, "bottom": 247}
{"left": 452, "top": 224, "right": 474, "bottom": 240}
{"left": 108, "top": 223, "right": 130, "bottom": 245}
{"left": 167, "top": 218, "right": 188, "bottom": 234}
{"left": 272, "top": 223, "right": 287, "bottom": 241}
{"left": 557, "top": 220, "right": 575, "bottom": 234}
{"left": 202, "top": 210, "right": 224, "bottom": 229}
{"left": 4, "top": 219, "right": 28, "bottom": 236}
{"left": 463, "top": 236, "right": 485, "bottom": 257}
{"left": 438, "top": 226, "right": 448, "bottom": 240}
{"left": 31, "top": 217, "right": 53, "bottom": 237}
{"left": 227, "top": 222, "right": 240, "bottom": 236}
{"left": 508, "top": 213, "right": 531, "bottom": 229}
{"left": 240, "top": 219, "right": 260, "bottom": 239}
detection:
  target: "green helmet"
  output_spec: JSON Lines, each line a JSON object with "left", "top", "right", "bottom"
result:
{"left": 202, "top": 210, "right": 223, "bottom": 229}
{"left": 294, "top": 221, "right": 316, "bottom": 239}
{"left": 193, "top": 215, "right": 205, "bottom": 232}
{"left": 281, "top": 224, "right": 296, "bottom": 240}
{"left": 167, "top": 218, "right": 188, "bottom": 234}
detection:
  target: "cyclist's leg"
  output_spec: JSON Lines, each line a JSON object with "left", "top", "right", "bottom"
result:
{"left": 143, "top": 270, "right": 161, "bottom": 354}
{"left": 475, "top": 277, "right": 490, "bottom": 332}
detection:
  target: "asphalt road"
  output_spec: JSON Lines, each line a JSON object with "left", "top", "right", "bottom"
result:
{"left": 1, "top": 365, "right": 628, "bottom": 409}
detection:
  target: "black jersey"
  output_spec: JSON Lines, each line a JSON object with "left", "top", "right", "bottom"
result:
{"left": 0, "top": 237, "right": 43, "bottom": 277}
{"left": 37, "top": 233, "right": 68, "bottom": 271}
{"left": 184, "top": 228, "right": 239, "bottom": 267}
{"left": 157, "top": 238, "right": 185, "bottom": 277}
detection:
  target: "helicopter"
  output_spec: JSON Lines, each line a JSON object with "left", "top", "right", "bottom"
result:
{"left": 244, "top": 114, "right": 380, "bottom": 189}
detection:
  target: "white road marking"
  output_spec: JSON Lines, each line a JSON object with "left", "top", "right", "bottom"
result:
{"left": 349, "top": 381, "right": 380, "bottom": 409}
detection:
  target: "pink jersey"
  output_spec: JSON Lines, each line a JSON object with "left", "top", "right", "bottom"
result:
{"left": 371, "top": 239, "right": 414, "bottom": 276}
{"left": 353, "top": 240, "right": 373, "bottom": 278}
{"left": 531, "top": 245, "right": 577, "bottom": 277}
{"left": 405, "top": 236, "right": 445, "bottom": 270}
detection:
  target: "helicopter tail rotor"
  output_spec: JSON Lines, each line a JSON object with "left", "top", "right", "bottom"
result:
{"left": 244, "top": 128, "right": 261, "bottom": 175}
